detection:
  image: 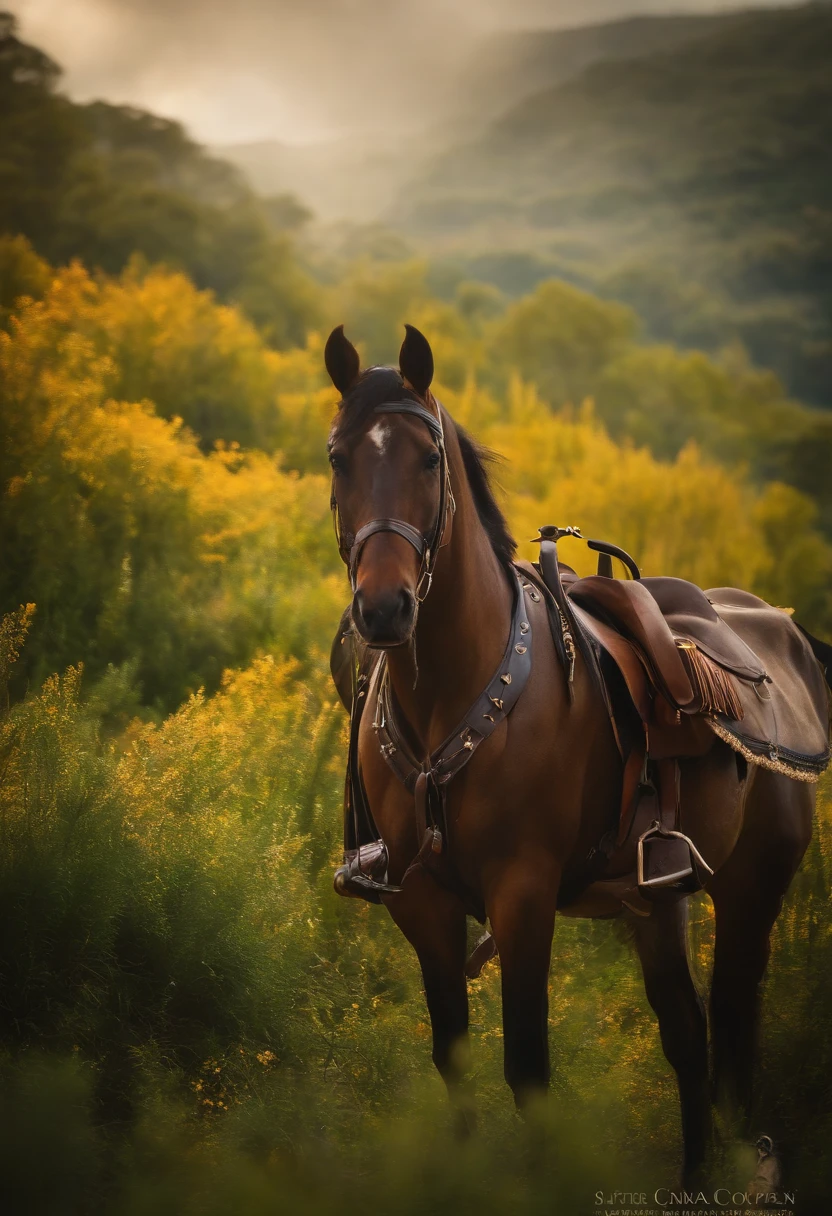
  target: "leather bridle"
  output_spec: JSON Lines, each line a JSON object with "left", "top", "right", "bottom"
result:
{"left": 330, "top": 397, "right": 455, "bottom": 603}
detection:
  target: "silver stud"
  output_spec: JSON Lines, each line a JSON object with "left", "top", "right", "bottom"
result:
{"left": 463, "top": 739, "right": 475, "bottom": 750}
{"left": 490, "top": 696, "right": 504, "bottom": 710}
{"left": 520, "top": 621, "right": 529, "bottom": 634}
{"left": 515, "top": 644, "right": 527, "bottom": 655}
{"left": 500, "top": 673, "right": 512, "bottom": 685}
{"left": 482, "top": 713, "right": 494, "bottom": 723}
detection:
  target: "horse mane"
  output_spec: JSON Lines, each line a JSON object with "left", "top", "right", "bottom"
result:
{"left": 331, "top": 366, "right": 516, "bottom": 570}
{"left": 454, "top": 423, "right": 516, "bottom": 569}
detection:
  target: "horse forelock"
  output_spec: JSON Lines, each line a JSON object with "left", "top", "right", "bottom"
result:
{"left": 329, "top": 366, "right": 419, "bottom": 445}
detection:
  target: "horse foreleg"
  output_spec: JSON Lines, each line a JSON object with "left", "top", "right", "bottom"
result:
{"left": 708, "top": 770, "right": 813, "bottom": 1133}
{"left": 384, "top": 872, "right": 471, "bottom": 1125}
{"left": 630, "top": 901, "right": 712, "bottom": 1181}
{"left": 488, "top": 865, "right": 557, "bottom": 1108}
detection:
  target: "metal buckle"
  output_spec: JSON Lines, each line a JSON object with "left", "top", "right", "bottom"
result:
{"left": 415, "top": 567, "right": 433, "bottom": 603}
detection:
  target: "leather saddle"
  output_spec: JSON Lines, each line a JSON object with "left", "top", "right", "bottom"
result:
{"left": 526, "top": 529, "right": 831, "bottom": 915}
{"left": 570, "top": 574, "right": 766, "bottom": 700}
{"left": 567, "top": 570, "right": 830, "bottom": 779}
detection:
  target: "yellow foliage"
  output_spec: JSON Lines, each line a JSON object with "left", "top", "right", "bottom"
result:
{"left": 439, "top": 380, "right": 826, "bottom": 600}
{"left": 3, "top": 257, "right": 831, "bottom": 712}
{"left": 0, "top": 264, "right": 343, "bottom": 708}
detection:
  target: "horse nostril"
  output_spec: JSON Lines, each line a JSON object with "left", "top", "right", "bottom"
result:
{"left": 353, "top": 587, "right": 415, "bottom": 643}
{"left": 396, "top": 588, "right": 414, "bottom": 621}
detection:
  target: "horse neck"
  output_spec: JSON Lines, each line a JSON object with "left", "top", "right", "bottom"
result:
{"left": 385, "top": 423, "right": 513, "bottom": 752}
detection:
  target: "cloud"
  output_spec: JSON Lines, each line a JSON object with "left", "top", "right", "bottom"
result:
{"left": 10, "top": 0, "right": 797, "bottom": 144}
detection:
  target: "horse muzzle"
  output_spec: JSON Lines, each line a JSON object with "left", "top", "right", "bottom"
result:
{"left": 352, "top": 586, "right": 416, "bottom": 648}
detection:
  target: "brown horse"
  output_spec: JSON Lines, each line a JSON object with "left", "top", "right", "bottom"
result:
{"left": 324, "top": 323, "right": 826, "bottom": 1179}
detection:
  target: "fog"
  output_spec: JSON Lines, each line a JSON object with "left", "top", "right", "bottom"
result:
{"left": 11, "top": 0, "right": 799, "bottom": 145}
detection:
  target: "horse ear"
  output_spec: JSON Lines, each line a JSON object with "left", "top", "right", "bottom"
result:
{"left": 399, "top": 324, "right": 434, "bottom": 395}
{"left": 324, "top": 325, "right": 361, "bottom": 395}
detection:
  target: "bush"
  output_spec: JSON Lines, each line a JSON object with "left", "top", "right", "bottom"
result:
{"left": 0, "top": 267, "right": 342, "bottom": 708}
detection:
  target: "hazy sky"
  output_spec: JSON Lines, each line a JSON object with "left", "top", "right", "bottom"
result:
{"left": 11, "top": 0, "right": 798, "bottom": 145}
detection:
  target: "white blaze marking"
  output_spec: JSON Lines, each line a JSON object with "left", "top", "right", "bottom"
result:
{"left": 368, "top": 422, "right": 391, "bottom": 455}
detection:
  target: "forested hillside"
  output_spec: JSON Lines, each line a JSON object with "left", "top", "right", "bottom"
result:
{"left": 450, "top": 10, "right": 733, "bottom": 128}
{"left": 398, "top": 3, "right": 832, "bottom": 405}
{"left": 2, "top": 9, "right": 832, "bottom": 1212}
{"left": 0, "top": 14, "right": 318, "bottom": 346}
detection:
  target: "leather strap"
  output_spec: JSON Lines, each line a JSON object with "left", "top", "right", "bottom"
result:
{"left": 336, "top": 642, "right": 402, "bottom": 899}
{"left": 571, "top": 602, "right": 653, "bottom": 723}
{"left": 374, "top": 567, "right": 533, "bottom": 796}
{"left": 349, "top": 518, "right": 428, "bottom": 585}
{"left": 332, "top": 396, "right": 453, "bottom": 595}
{"left": 374, "top": 401, "right": 443, "bottom": 440}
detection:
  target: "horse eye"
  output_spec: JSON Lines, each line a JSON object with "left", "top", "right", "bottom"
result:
{"left": 329, "top": 451, "right": 347, "bottom": 475}
{"left": 425, "top": 450, "right": 441, "bottom": 471}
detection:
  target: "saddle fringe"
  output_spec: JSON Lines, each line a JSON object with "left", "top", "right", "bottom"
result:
{"left": 679, "top": 643, "right": 745, "bottom": 721}
{"left": 706, "top": 718, "right": 822, "bottom": 783}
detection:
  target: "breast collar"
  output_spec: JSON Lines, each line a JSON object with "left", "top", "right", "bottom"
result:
{"left": 331, "top": 398, "right": 455, "bottom": 602}
{"left": 369, "top": 565, "right": 534, "bottom": 860}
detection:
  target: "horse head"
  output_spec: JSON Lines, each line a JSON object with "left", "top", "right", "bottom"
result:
{"left": 325, "top": 323, "right": 452, "bottom": 648}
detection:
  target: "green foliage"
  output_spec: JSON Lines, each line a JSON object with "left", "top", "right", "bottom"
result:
{"left": 0, "top": 624, "right": 353, "bottom": 1107}
{"left": 0, "top": 232, "right": 50, "bottom": 325}
{"left": 328, "top": 258, "right": 432, "bottom": 364}
{"left": 0, "top": 15, "right": 320, "bottom": 348}
{"left": 485, "top": 279, "right": 637, "bottom": 405}
{"left": 0, "top": 609, "right": 829, "bottom": 1213}
{"left": 90, "top": 259, "right": 291, "bottom": 451}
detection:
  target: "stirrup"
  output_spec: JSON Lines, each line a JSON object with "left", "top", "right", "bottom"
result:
{"left": 637, "top": 820, "right": 713, "bottom": 902}
{"left": 334, "top": 840, "right": 402, "bottom": 904}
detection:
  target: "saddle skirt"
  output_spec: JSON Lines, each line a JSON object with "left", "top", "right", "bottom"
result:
{"left": 704, "top": 587, "right": 831, "bottom": 779}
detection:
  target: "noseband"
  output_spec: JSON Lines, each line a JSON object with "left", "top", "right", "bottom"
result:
{"left": 331, "top": 399, "right": 455, "bottom": 602}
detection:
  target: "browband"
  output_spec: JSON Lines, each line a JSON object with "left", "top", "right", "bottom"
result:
{"left": 374, "top": 401, "right": 443, "bottom": 441}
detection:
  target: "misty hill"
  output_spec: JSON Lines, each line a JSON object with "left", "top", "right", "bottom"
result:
{"left": 396, "top": 3, "right": 832, "bottom": 405}
{"left": 450, "top": 11, "right": 734, "bottom": 129}
{"left": 212, "top": 133, "right": 433, "bottom": 223}
{"left": 216, "top": 11, "right": 735, "bottom": 222}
